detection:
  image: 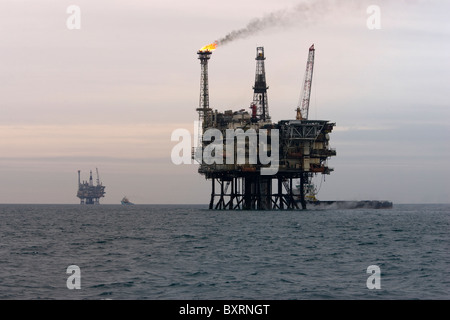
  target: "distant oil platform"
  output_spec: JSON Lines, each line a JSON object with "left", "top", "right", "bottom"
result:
{"left": 77, "top": 169, "right": 105, "bottom": 205}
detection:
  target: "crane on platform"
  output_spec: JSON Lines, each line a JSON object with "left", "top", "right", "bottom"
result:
{"left": 296, "top": 44, "right": 315, "bottom": 120}
{"left": 96, "top": 167, "right": 101, "bottom": 186}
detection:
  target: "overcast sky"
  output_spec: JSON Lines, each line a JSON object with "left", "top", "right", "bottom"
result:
{"left": 0, "top": 0, "right": 448, "bottom": 204}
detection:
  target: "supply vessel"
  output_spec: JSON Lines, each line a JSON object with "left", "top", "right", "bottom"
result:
{"left": 121, "top": 196, "right": 134, "bottom": 205}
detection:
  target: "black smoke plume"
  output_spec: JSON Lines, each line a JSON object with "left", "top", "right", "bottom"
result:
{"left": 214, "top": 0, "right": 386, "bottom": 46}
{"left": 215, "top": 1, "right": 332, "bottom": 46}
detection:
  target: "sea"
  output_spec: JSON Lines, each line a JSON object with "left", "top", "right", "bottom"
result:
{"left": 0, "top": 203, "right": 448, "bottom": 300}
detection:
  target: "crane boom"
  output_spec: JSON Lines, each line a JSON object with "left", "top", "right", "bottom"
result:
{"left": 296, "top": 44, "right": 315, "bottom": 120}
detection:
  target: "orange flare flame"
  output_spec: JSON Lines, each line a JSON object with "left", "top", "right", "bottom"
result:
{"left": 199, "top": 42, "right": 217, "bottom": 52}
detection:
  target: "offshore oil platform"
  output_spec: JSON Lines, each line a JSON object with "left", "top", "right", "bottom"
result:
{"left": 193, "top": 43, "right": 338, "bottom": 210}
{"left": 76, "top": 169, "right": 106, "bottom": 204}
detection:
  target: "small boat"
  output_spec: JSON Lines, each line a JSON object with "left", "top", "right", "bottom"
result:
{"left": 121, "top": 196, "right": 134, "bottom": 205}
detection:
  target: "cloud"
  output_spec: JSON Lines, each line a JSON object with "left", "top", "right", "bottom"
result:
{"left": 0, "top": 123, "right": 195, "bottom": 159}
{"left": 333, "top": 125, "right": 394, "bottom": 132}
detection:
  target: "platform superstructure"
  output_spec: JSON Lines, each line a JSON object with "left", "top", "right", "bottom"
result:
{"left": 77, "top": 169, "right": 106, "bottom": 205}
{"left": 194, "top": 44, "right": 336, "bottom": 210}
